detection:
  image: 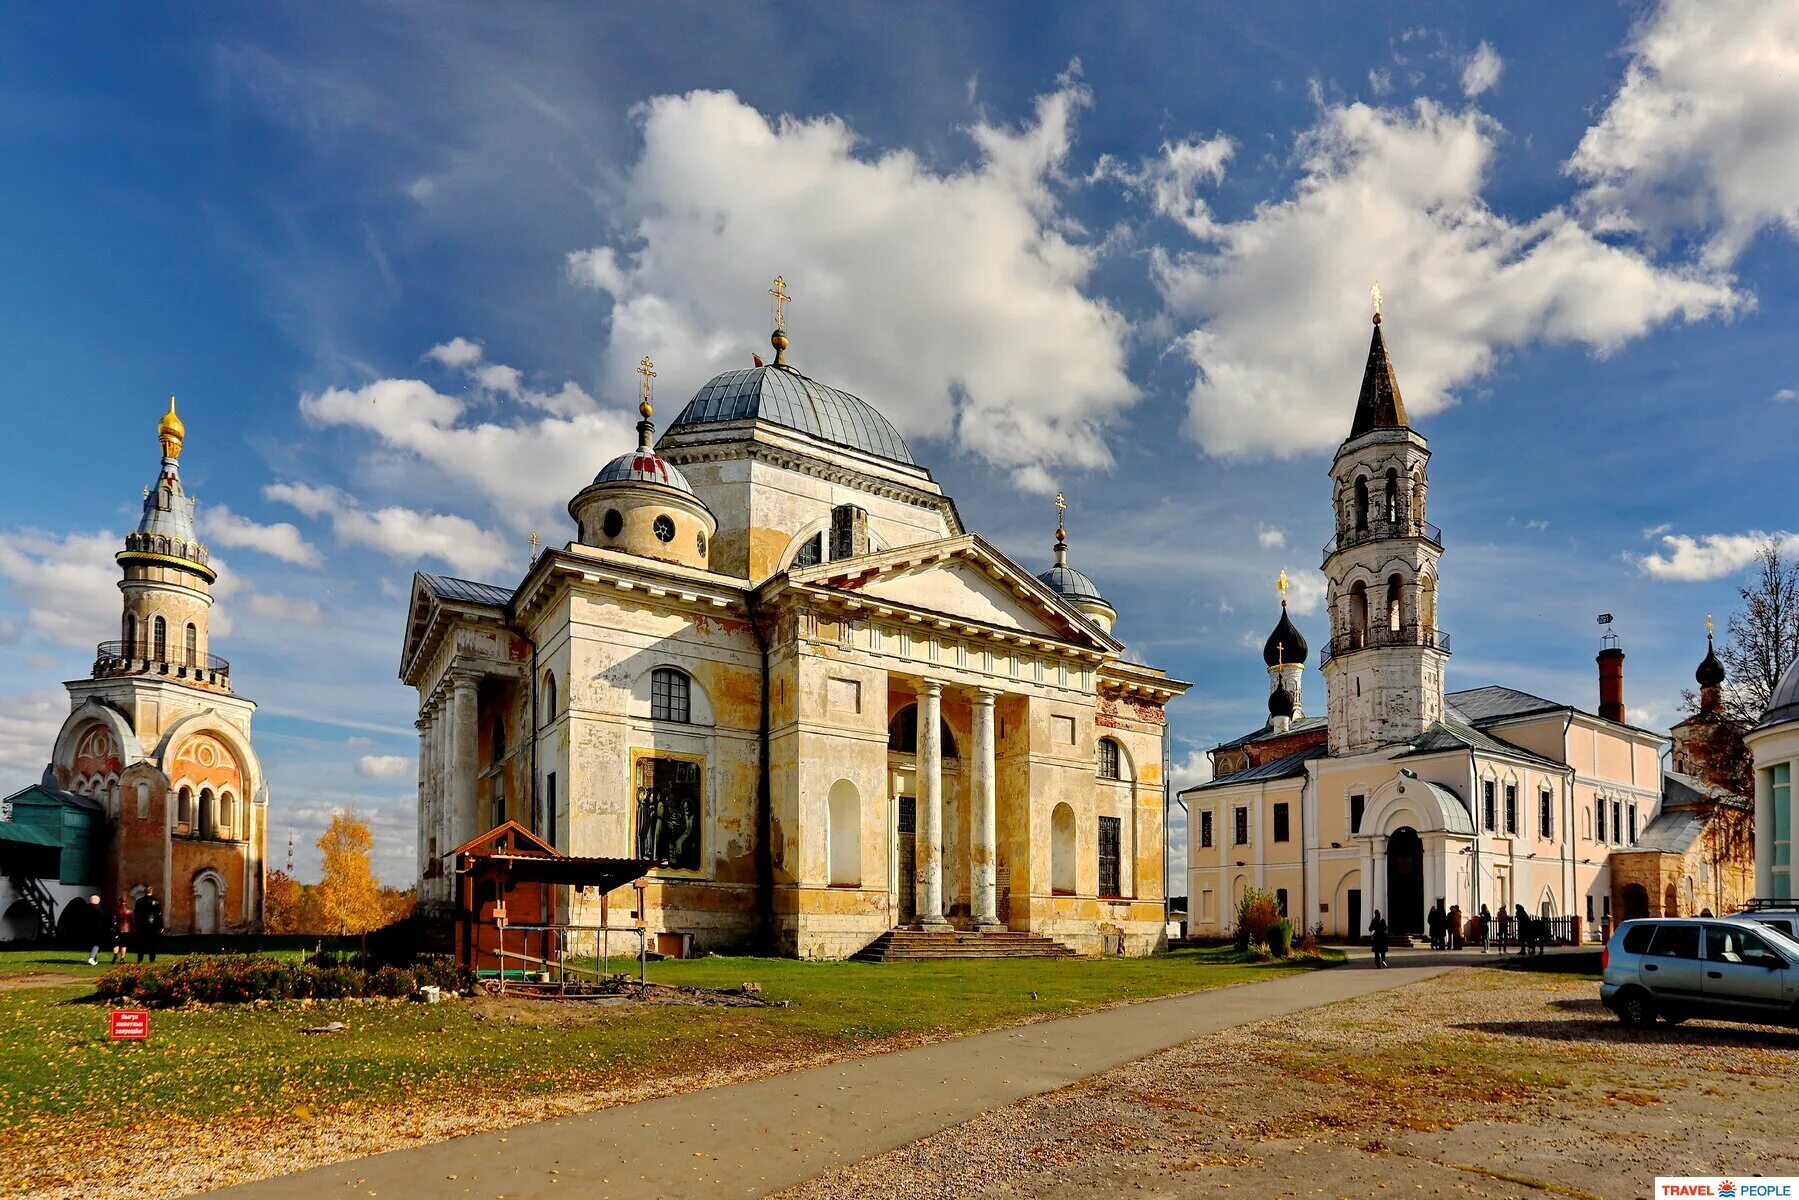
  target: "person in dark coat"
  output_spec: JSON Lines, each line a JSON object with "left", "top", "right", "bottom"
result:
{"left": 1369, "top": 910, "right": 1390, "bottom": 968}
{"left": 1477, "top": 903, "right": 1493, "bottom": 953}
{"left": 1514, "top": 904, "right": 1533, "bottom": 956}
{"left": 1448, "top": 904, "right": 1465, "bottom": 951}
{"left": 133, "top": 888, "right": 164, "bottom": 963}
{"left": 111, "top": 897, "right": 132, "bottom": 964}
{"left": 1427, "top": 901, "right": 1445, "bottom": 951}
{"left": 74, "top": 895, "right": 106, "bottom": 966}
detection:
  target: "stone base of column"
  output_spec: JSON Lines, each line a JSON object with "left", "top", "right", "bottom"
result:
{"left": 916, "top": 916, "right": 952, "bottom": 930}
{"left": 974, "top": 921, "right": 1007, "bottom": 933}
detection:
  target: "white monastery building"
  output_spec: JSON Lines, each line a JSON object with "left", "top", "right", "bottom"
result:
{"left": 1183, "top": 305, "right": 1667, "bottom": 942}
{"left": 401, "top": 285, "right": 1189, "bottom": 959}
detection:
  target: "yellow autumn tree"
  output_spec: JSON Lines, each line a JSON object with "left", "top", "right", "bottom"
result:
{"left": 314, "top": 810, "right": 386, "bottom": 938}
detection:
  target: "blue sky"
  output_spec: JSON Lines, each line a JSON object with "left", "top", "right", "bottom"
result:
{"left": 3, "top": 2, "right": 1796, "bottom": 882}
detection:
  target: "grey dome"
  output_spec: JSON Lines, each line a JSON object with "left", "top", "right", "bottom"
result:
{"left": 669, "top": 366, "right": 915, "bottom": 465}
{"left": 1037, "top": 564, "right": 1110, "bottom": 608}
{"left": 1761, "top": 657, "right": 1799, "bottom": 728}
{"left": 593, "top": 449, "right": 694, "bottom": 494}
{"left": 1268, "top": 679, "right": 1295, "bottom": 719}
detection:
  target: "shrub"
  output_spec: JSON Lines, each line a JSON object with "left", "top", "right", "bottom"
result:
{"left": 1267, "top": 918, "right": 1294, "bottom": 958}
{"left": 1235, "top": 887, "right": 1282, "bottom": 946}
{"left": 91, "top": 952, "right": 462, "bottom": 1008}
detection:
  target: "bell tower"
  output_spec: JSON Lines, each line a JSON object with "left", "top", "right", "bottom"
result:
{"left": 1321, "top": 295, "right": 1448, "bottom": 754}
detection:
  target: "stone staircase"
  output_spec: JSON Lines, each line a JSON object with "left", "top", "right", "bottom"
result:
{"left": 851, "top": 927, "right": 1078, "bottom": 962}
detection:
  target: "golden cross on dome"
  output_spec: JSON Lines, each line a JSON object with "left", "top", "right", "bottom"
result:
{"left": 1278, "top": 569, "right": 1290, "bottom": 601}
{"left": 1370, "top": 280, "right": 1384, "bottom": 321}
{"left": 529, "top": 531, "right": 540, "bottom": 562}
{"left": 769, "top": 275, "right": 791, "bottom": 329}
{"left": 1707, "top": 613, "right": 1714, "bottom": 637}
{"left": 1054, "top": 492, "right": 1067, "bottom": 541}
{"left": 636, "top": 356, "right": 656, "bottom": 401}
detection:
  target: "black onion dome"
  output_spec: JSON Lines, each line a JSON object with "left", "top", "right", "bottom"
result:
{"left": 1696, "top": 637, "right": 1725, "bottom": 688}
{"left": 1262, "top": 604, "right": 1308, "bottom": 667}
{"left": 1268, "top": 679, "right": 1295, "bottom": 719}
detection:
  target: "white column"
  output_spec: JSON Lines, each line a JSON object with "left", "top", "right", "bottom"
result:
{"left": 449, "top": 671, "right": 480, "bottom": 852}
{"left": 1754, "top": 765, "right": 1774, "bottom": 899}
{"left": 970, "top": 688, "right": 1000, "bottom": 928}
{"left": 415, "top": 716, "right": 430, "bottom": 893}
{"left": 1359, "top": 841, "right": 1376, "bottom": 938}
{"left": 425, "top": 703, "right": 444, "bottom": 903}
{"left": 916, "top": 681, "right": 948, "bottom": 927}
{"left": 1370, "top": 835, "right": 1389, "bottom": 927}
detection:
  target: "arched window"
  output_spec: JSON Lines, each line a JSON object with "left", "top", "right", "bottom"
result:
{"left": 1348, "top": 581, "right": 1369, "bottom": 646}
{"left": 153, "top": 616, "right": 167, "bottom": 662}
{"left": 887, "top": 705, "right": 959, "bottom": 757}
{"left": 184, "top": 623, "right": 198, "bottom": 666}
{"left": 792, "top": 532, "right": 823, "bottom": 569}
{"left": 1420, "top": 573, "right": 1438, "bottom": 634}
{"left": 176, "top": 786, "right": 193, "bottom": 828}
{"left": 827, "top": 779, "right": 860, "bottom": 887}
{"left": 1384, "top": 469, "right": 1399, "bottom": 523}
{"left": 125, "top": 613, "right": 139, "bottom": 658}
{"left": 1386, "top": 574, "right": 1403, "bottom": 633}
{"left": 198, "top": 787, "right": 215, "bottom": 839}
{"left": 650, "top": 668, "right": 691, "bottom": 723}
{"left": 541, "top": 671, "right": 558, "bottom": 724}
{"left": 1051, "top": 802, "right": 1077, "bottom": 895}
{"left": 218, "top": 791, "right": 235, "bottom": 839}
{"left": 1353, "top": 477, "right": 1369, "bottom": 532}
{"left": 1411, "top": 471, "right": 1426, "bottom": 530}
{"left": 1098, "top": 737, "right": 1122, "bottom": 781}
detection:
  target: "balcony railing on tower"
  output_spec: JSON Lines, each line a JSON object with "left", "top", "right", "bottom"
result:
{"left": 1318, "top": 623, "right": 1451, "bottom": 668}
{"left": 1322, "top": 517, "right": 1443, "bottom": 563}
{"left": 93, "top": 640, "right": 231, "bottom": 688}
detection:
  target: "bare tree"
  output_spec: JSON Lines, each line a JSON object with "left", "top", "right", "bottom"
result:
{"left": 1717, "top": 538, "right": 1799, "bottom": 725}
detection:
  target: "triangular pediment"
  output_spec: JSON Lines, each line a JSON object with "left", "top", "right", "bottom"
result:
{"left": 792, "top": 535, "right": 1119, "bottom": 653}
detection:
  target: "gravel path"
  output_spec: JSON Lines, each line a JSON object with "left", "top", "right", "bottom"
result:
{"left": 780, "top": 967, "right": 1799, "bottom": 1200}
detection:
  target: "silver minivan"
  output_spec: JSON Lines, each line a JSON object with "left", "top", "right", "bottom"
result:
{"left": 1601, "top": 917, "right": 1799, "bottom": 1028}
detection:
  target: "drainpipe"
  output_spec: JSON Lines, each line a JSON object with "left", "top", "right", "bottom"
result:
{"left": 746, "top": 589, "right": 775, "bottom": 954}
{"left": 1163, "top": 727, "right": 1174, "bottom": 932}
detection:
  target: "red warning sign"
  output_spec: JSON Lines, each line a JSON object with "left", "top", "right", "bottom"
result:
{"left": 108, "top": 1009, "right": 150, "bottom": 1041}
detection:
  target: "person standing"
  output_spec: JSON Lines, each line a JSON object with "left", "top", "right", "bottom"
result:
{"left": 1477, "top": 903, "right": 1493, "bottom": 953}
{"left": 1514, "top": 904, "right": 1534, "bottom": 957}
{"left": 133, "top": 887, "right": 164, "bottom": 964}
{"left": 110, "top": 897, "right": 132, "bottom": 965}
{"left": 1427, "top": 901, "right": 1445, "bottom": 951}
{"left": 1369, "top": 909, "right": 1390, "bottom": 968}
{"left": 1449, "top": 904, "right": 1465, "bottom": 951}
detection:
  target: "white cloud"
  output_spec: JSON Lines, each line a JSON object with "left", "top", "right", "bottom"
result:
{"left": 0, "top": 530, "right": 124, "bottom": 648}
{"left": 1279, "top": 568, "right": 1327, "bottom": 615}
{"left": 1147, "top": 98, "right": 1740, "bottom": 458}
{"left": 1093, "top": 134, "right": 1235, "bottom": 239}
{"left": 1774, "top": 388, "right": 1797, "bottom": 403}
{"left": 1368, "top": 68, "right": 1393, "bottom": 97}
{"left": 426, "top": 336, "right": 483, "bottom": 368}
{"left": 1637, "top": 530, "right": 1799, "bottom": 581}
{"left": 246, "top": 591, "right": 327, "bottom": 629}
{"left": 474, "top": 362, "right": 522, "bottom": 394}
{"left": 1568, "top": 0, "right": 1799, "bottom": 267}
{"left": 1461, "top": 42, "right": 1503, "bottom": 97}
{"left": 199, "top": 505, "right": 322, "bottom": 566}
{"left": 1256, "top": 525, "right": 1287, "bottom": 549}
{"left": 1170, "top": 749, "right": 1214, "bottom": 793}
{"left": 565, "top": 80, "right": 1137, "bottom": 483}
{"left": 356, "top": 754, "right": 412, "bottom": 780}
{"left": 265, "top": 481, "right": 514, "bottom": 579}
{"left": 0, "top": 687, "right": 65, "bottom": 782}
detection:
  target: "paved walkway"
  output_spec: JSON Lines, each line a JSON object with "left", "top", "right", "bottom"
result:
{"left": 209, "top": 953, "right": 1463, "bottom": 1200}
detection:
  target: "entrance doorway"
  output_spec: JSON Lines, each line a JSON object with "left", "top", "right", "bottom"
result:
{"left": 1386, "top": 827, "right": 1424, "bottom": 935}
{"left": 895, "top": 796, "right": 916, "bottom": 924}
{"left": 1346, "top": 887, "right": 1363, "bottom": 942}
{"left": 1622, "top": 882, "right": 1650, "bottom": 921}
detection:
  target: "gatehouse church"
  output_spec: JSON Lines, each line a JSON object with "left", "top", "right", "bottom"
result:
{"left": 0, "top": 400, "right": 269, "bottom": 941}
{"left": 1182, "top": 302, "right": 1670, "bottom": 942}
{"left": 400, "top": 284, "right": 1189, "bottom": 959}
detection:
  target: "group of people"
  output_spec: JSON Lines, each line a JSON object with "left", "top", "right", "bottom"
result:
{"left": 1366, "top": 899, "right": 1556, "bottom": 967}
{"left": 65, "top": 888, "right": 165, "bottom": 966}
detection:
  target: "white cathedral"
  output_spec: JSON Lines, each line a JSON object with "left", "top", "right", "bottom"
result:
{"left": 401, "top": 286, "right": 1189, "bottom": 959}
{"left": 1183, "top": 305, "right": 1665, "bottom": 941}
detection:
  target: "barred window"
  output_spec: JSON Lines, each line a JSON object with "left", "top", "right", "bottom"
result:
{"left": 1098, "top": 738, "right": 1121, "bottom": 780}
{"left": 1199, "top": 810, "right": 1214, "bottom": 849}
{"left": 1482, "top": 780, "right": 1497, "bottom": 832}
{"left": 650, "top": 668, "right": 691, "bottom": 723}
{"left": 1503, "top": 784, "right": 1518, "bottom": 835}
{"left": 1539, "top": 789, "right": 1554, "bottom": 839}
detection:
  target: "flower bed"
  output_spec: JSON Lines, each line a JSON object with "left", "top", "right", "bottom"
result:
{"left": 94, "top": 953, "right": 470, "bottom": 1007}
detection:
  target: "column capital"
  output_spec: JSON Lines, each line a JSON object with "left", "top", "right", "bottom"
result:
{"left": 970, "top": 686, "right": 1000, "bottom": 705}
{"left": 415, "top": 718, "right": 430, "bottom": 732}
{"left": 448, "top": 667, "right": 483, "bottom": 691}
{"left": 919, "top": 679, "right": 943, "bottom": 699}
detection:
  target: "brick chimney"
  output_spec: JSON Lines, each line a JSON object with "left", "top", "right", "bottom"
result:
{"left": 1597, "top": 644, "right": 1626, "bottom": 723}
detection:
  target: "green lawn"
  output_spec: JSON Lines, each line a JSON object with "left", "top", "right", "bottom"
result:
{"left": 0, "top": 944, "right": 1336, "bottom": 1143}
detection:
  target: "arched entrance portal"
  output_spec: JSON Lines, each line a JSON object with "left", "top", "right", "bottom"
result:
{"left": 1622, "top": 882, "right": 1650, "bottom": 922}
{"left": 1386, "top": 827, "right": 1424, "bottom": 935}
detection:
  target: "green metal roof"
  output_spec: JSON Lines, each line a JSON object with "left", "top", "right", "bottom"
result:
{"left": 0, "top": 820, "right": 62, "bottom": 848}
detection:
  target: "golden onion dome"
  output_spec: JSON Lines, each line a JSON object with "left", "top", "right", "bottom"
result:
{"left": 159, "top": 396, "right": 185, "bottom": 458}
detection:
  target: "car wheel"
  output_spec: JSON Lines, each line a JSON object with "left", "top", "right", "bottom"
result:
{"left": 1615, "top": 989, "right": 1655, "bottom": 1027}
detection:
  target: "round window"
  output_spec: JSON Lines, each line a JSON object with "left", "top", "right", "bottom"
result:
{"left": 696, "top": 531, "right": 708, "bottom": 556}
{"left": 653, "top": 515, "right": 676, "bottom": 543}
{"left": 602, "top": 509, "right": 623, "bottom": 538}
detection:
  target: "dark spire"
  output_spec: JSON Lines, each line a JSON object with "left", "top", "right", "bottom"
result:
{"left": 1696, "top": 634, "right": 1725, "bottom": 689}
{"left": 1348, "top": 313, "right": 1408, "bottom": 440}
